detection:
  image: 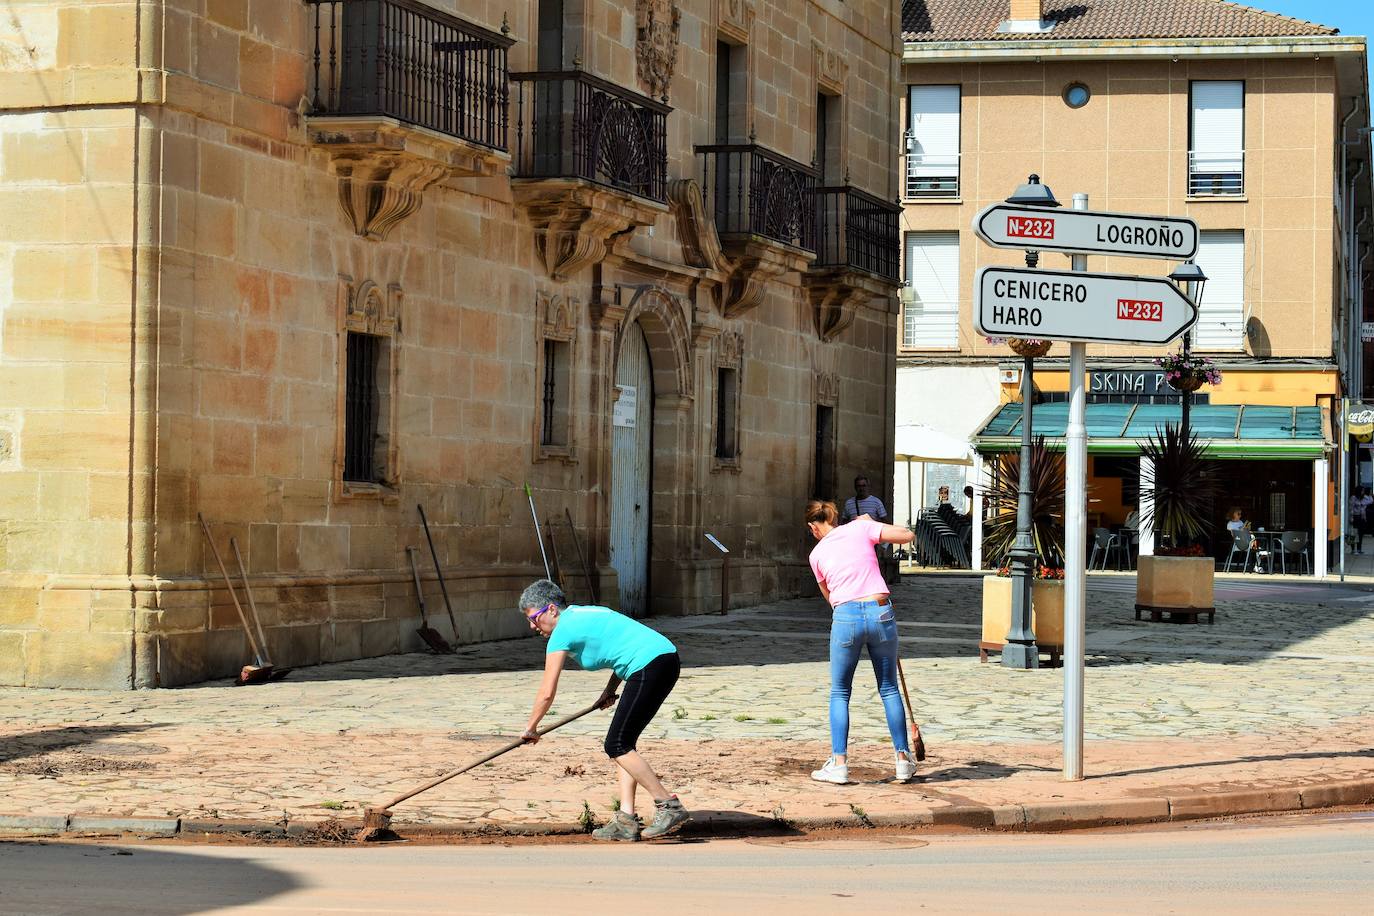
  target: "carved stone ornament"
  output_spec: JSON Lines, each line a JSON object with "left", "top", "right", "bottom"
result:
{"left": 637, "top": 0, "right": 682, "bottom": 101}
{"left": 803, "top": 266, "right": 893, "bottom": 343}
{"left": 669, "top": 178, "right": 812, "bottom": 319}
{"left": 718, "top": 0, "right": 756, "bottom": 45}
{"left": 339, "top": 276, "right": 402, "bottom": 336}
{"left": 514, "top": 180, "right": 664, "bottom": 281}
{"left": 813, "top": 41, "right": 848, "bottom": 97}
{"left": 328, "top": 151, "right": 447, "bottom": 241}
{"left": 538, "top": 288, "right": 578, "bottom": 341}
{"left": 717, "top": 329, "right": 744, "bottom": 368}
{"left": 816, "top": 371, "right": 840, "bottom": 407}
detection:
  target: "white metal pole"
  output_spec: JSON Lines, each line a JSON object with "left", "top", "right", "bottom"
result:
{"left": 1340, "top": 398, "right": 1348, "bottom": 581}
{"left": 1315, "top": 456, "right": 1329, "bottom": 578}
{"left": 1138, "top": 457, "right": 1155, "bottom": 556}
{"left": 972, "top": 452, "right": 985, "bottom": 570}
{"left": 1063, "top": 192, "right": 1089, "bottom": 781}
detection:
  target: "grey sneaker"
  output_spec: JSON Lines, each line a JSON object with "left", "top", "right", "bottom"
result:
{"left": 591, "top": 810, "right": 641, "bottom": 842}
{"left": 641, "top": 796, "right": 691, "bottom": 839}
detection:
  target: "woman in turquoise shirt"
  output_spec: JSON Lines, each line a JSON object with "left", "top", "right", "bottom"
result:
{"left": 518, "top": 579, "right": 690, "bottom": 842}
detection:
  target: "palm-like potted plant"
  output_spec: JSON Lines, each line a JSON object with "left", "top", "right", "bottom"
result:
{"left": 979, "top": 436, "right": 1068, "bottom": 659}
{"left": 1136, "top": 423, "right": 1222, "bottom": 623}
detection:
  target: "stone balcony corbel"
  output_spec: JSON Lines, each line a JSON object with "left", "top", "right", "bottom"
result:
{"left": 308, "top": 117, "right": 510, "bottom": 241}
{"left": 804, "top": 185, "right": 903, "bottom": 341}
{"left": 513, "top": 179, "right": 666, "bottom": 282}
{"left": 803, "top": 267, "right": 896, "bottom": 342}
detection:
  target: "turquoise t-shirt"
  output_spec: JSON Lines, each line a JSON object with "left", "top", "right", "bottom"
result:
{"left": 545, "top": 605, "right": 676, "bottom": 679}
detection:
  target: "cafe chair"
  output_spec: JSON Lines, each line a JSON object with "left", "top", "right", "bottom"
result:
{"left": 1089, "top": 527, "right": 1126, "bottom": 570}
{"left": 1277, "top": 531, "right": 1311, "bottom": 576}
{"left": 1223, "top": 529, "right": 1257, "bottom": 572}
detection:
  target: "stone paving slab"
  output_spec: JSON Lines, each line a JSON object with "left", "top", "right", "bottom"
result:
{"left": 1, "top": 576, "right": 1371, "bottom": 834}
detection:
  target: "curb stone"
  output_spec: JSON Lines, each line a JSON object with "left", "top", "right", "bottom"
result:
{"left": 2, "top": 779, "right": 1370, "bottom": 842}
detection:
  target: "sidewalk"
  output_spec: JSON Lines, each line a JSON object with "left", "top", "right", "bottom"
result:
{"left": 1, "top": 575, "right": 1372, "bottom": 838}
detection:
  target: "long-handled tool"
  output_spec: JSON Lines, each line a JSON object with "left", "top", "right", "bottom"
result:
{"left": 230, "top": 536, "right": 291, "bottom": 683}
{"left": 524, "top": 482, "right": 552, "bottom": 580}
{"left": 417, "top": 504, "right": 460, "bottom": 644}
{"left": 545, "top": 519, "right": 564, "bottom": 590}
{"left": 357, "top": 675, "right": 620, "bottom": 842}
{"left": 407, "top": 546, "right": 453, "bottom": 654}
{"left": 895, "top": 658, "right": 927, "bottom": 763}
{"left": 197, "top": 514, "right": 274, "bottom": 686}
{"left": 566, "top": 508, "right": 598, "bottom": 604}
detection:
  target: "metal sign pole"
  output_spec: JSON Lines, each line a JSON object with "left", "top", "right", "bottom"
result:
{"left": 1063, "top": 193, "right": 1089, "bottom": 781}
{"left": 1340, "top": 399, "right": 1348, "bottom": 582}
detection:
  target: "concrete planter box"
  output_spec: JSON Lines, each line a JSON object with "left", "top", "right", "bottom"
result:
{"left": 1135, "top": 555, "right": 1215, "bottom": 624}
{"left": 980, "top": 576, "right": 1064, "bottom": 664}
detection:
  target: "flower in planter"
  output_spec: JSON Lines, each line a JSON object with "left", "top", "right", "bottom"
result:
{"left": 993, "top": 564, "right": 1065, "bottom": 580}
{"left": 1155, "top": 543, "right": 1208, "bottom": 558}
{"left": 1153, "top": 349, "right": 1222, "bottom": 387}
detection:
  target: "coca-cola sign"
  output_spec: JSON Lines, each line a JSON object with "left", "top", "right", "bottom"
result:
{"left": 1347, "top": 403, "right": 1374, "bottom": 437}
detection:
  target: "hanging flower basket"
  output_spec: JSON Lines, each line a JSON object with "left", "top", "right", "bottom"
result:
{"left": 1168, "top": 371, "right": 1207, "bottom": 393}
{"left": 1007, "top": 338, "right": 1052, "bottom": 358}
{"left": 1154, "top": 349, "right": 1222, "bottom": 392}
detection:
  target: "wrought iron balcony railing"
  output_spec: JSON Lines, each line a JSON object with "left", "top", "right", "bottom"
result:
{"left": 511, "top": 71, "right": 670, "bottom": 204}
{"left": 814, "top": 186, "right": 901, "bottom": 282}
{"left": 307, "top": 0, "right": 513, "bottom": 151}
{"left": 1188, "top": 150, "right": 1245, "bottom": 196}
{"left": 696, "top": 144, "right": 820, "bottom": 251}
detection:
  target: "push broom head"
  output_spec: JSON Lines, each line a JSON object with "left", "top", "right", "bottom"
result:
{"left": 236, "top": 664, "right": 274, "bottom": 686}
{"left": 356, "top": 807, "right": 397, "bottom": 843}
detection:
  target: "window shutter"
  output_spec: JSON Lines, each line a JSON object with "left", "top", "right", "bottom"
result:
{"left": 903, "top": 232, "right": 960, "bottom": 349}
{"left": 1190, "top": 81, "right": 1243, "bottom": 175}
{"left": 907, "top": 85, "right": 960, "bottom": 179}
{"left": 1194, "top": 230, "right": 1245, "bottom": 350}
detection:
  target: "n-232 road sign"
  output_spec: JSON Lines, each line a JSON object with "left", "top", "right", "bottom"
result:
{"left": 975, "top": 266, "right": 1198, "bottom": 345}
{"left": 973, "top": 204, "right": 1199, "bottom": 260}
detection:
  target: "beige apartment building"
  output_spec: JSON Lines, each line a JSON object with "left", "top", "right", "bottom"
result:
{"left": 895, "top": 0, "right": 1372, "bottom": 573}
{"left": 0, "top": 0, "right": 903, "bottom": 688}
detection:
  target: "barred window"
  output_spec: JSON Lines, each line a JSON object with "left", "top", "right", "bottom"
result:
{"left": 541, "top": 337, "right": 571, "bottom": 447}
{"left": 344, "top": 331, "right": 387, "bottom": 483}
{"left": 715, "top": 367, "right": 739, "bottom": 460}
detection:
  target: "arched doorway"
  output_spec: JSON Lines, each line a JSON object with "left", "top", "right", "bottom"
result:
{"left": 611, "top": 321, "right": 653, "bottom": 616}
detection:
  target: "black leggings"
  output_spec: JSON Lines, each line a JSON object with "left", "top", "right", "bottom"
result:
{"left": 603, "top": 652, "right": 680, "bottom": 758}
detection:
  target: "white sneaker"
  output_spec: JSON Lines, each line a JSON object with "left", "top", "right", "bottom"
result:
{"left": 811, "top": 757, "right": 849, "bottom": 784}
{"left": 895, "top": 752, "right": 916, "bottom": 782}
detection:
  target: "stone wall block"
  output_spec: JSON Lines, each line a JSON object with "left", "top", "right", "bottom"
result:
{"left": 273, "top": 624, "right": 322, "bottom": 668}
{"left": 158, "top": 631, "right": 209, "bottom": 685}
{"left": 0, "top": 587, "right": 40, "bottom": 629}
{"left": 298, "top": 525, "right": 349, "bottom": 571}
{"left": 25, "top": 631, "right": 132, "bottom": 689}
{"left": 322, "top": 620, "right": 362, "bottom": 663}
{"left": 360, "top": 618, "right": 400, "bottom": 658}
{"left": 0, "top": 632, "right": 26, "bottom": 686}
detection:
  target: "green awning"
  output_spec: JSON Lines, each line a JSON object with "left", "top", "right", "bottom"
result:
{"left": 972, "top": 403, "right": 1330, "bottom": 459}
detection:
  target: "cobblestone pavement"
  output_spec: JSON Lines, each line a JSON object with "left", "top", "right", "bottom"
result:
{"left": 1, "top": 574, "right": 1372, "bottom": 829}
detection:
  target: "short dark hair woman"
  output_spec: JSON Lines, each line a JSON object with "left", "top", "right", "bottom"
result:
{"left": 517, "top": 579, "right": 689, "bottom": 841}
{"left": 805, "top": 499, "right": 921, "bottom": 784}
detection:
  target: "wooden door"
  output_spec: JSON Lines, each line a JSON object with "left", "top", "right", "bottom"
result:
{"left": 610, "top": 322, "right": 652, "bottom": 616}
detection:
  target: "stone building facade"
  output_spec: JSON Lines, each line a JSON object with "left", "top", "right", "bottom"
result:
{"left": 0, "top": 0, "right": 903, "bottom": 688}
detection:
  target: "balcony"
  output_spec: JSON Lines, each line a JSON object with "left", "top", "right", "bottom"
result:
{"left": 902, "top": 151, "right": 960, "bottom": 200}
{"left": 304, "top": 0, "right": 514, "bottom": 238}
{"left": 696, "top": 144, "right": 820, "bottom": 251}
{"left": 1188, "top": 150, "right": 1245, "bottom": 197}
{"left": 509, "top": 71, "right": 669, "bottom": 280}
{"left": 805, "top": 187, "right": 901, "bottom": 340}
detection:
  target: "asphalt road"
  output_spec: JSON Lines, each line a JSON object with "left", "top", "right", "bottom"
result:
{"left": 1, "top": 812, "right": 1369, "bottom": 915}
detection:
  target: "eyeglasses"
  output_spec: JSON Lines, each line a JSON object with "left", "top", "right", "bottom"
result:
{"left": 526, "top": 603, "right": 555, "bottom": 627}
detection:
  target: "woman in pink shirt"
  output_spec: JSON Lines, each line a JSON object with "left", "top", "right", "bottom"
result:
{"left": 805, "top": 499, "right": 919, "bottom": 785}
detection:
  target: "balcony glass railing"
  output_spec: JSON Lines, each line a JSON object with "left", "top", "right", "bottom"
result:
{"left": 814, "top": 187, "right": 901, "bottom": 282}
{"left": 306, "top": 0, "right": 513, "bottom": 151}
{"left": 1188, "top": 150, "right": 1245, "bottom": 196}
{"left": 695, "top": 144, "right": 820, "bottom": 251}
{"left": 902, "top": 152, "right": 960, "bottom": 199}
{"left": 511, "top": 71, "right": 670, "bottom": 203}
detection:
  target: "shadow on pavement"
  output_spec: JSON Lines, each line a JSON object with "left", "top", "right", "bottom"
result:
{"left": 0, "top": 841, "right": 299, "bottom": 915}
{"left": 1098, "top": 747, "right": 1374, "bottom": 780}
{"left": 0, "top": 725, "right": 167, "bottom": 764}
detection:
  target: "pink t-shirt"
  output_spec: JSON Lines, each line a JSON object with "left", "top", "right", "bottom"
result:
{"left": 809, "top": 519, "right": 887, "bottom": 607}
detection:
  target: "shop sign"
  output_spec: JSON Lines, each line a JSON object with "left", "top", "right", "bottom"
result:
{"left": 1361, "top": 322, "right": 1374, "bottom": 342}
{"left": 1348, "top": 403, "right": 1374, "bottom": 440}
{"left": 1089, "top": 369, "right": 1169, "bottom": 397}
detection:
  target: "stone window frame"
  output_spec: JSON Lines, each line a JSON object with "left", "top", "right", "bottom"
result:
{"left": 813, "top": 371, "right": 840, "bottom": 500}
{"left": 533, "top": 289, "right": 579, "bottom": 465}
{"left": 812, "top": 40, "right": 848, "bottom": 180}
{"left": 334, "top": 276, "right": 403, "bottom": 503}
{"left": 715, "top": 0, "right": 755, "bottom": 143}
{"left": 712, "top": 330, "right": 744, "bottom": 473}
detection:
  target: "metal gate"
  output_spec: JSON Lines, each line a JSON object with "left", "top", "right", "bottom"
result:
{"left": 610, "top": 322, "right": 652, "bottom": 616}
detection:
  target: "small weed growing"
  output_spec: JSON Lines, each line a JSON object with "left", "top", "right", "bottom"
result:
{"left": 577, "top": 800, "right": 598, "bottom": 833}
{"left": 849, "top": 804, "right": 874, "bottom": 828}
{"left": 611, "top": 797, "right": 621, "bottom": 812}
{"left": 701, "top": 714, "right": 717, "bottom": 721}
{"left": 765, "top": 717, "right": 788, "bottom": 725}
{"left": 672, "top": 707, "right": 688, "bottom": 720}
{"left": 319, "top": 800, "right": 346, "bottom": 811}
{"left": 733, "top": 714, "right": 753, "bottom": 722}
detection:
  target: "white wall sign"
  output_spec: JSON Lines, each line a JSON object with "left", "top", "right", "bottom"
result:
{"left": 975, "top": 267, "right": 1198, "bottom": 345}
{"left": 612, "top": 385, "right": 636, "bottom": 428}
{"left": 973, "top": 204, "right": 1199, "bottom": 260}
{"left": 1361, "top": 322, "right": 1374, "bottom": 342}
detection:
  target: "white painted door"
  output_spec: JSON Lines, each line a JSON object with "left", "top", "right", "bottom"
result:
{"left": 611, "top": 322, "right": 652, "bottom": 616}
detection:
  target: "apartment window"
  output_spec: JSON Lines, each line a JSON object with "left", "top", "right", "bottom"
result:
{"left": 1194, "top": 230, "right": 1245, "bottom": 350}
{"left": 1189, "top": 81, "right": 1244, "bottom": 196}
{"left": 905, "top": 85, "right": 960, "bottom": 198}
{"left": 715, "top": 40, "right": 746, "bottom": 143}
{"left": 814, "top": 404, "right": 835, "bottom": 500}
{"left": 902, "top": 231, "right": 960, "bottom": 349}
{"left": 540, "top": 338, "right": 571, "bottom": 447}
{"left": 537, "top": 0, "right": 563, "bottom": 70}
{"left": 344, "top": 331, "right": 387, "bottom": 483}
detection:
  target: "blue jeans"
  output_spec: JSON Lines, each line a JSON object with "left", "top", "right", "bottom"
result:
{"left": 828, "top": 599, "right": 910, "bottom": 756}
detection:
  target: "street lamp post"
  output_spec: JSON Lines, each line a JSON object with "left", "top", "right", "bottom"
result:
{"left": 1000, "top": 175, "right": 1060, "bottom": 670}
{"left": 1168, "top": 262, "right": 1209, "bottom": 440}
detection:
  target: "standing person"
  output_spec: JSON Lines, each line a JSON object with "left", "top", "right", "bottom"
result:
{"left": 804, "top": 499, "right": 922, "bottom": 785}
{"left": 841, "top": 475, "right": 889, "bottom": 524}
{"left": 1350, "top": 487, "right": 1373, "bottom": 554}
{"left": 517, "top": 579, "right": 690, "bottom": 842}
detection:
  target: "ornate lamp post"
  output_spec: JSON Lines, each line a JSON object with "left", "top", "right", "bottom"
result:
{"left": 1000, "top": 175, "right": 1060, "bottom": 670}
{"left": 1167, "top": 261, "right": 1209, "bottom": 437}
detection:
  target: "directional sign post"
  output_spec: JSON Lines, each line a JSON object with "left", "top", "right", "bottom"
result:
{"left": 975, "top": 266, "right": 1197, "bottom": 345}
{"left": 974, "top": 204, "right": 1198, "bottom": 260}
